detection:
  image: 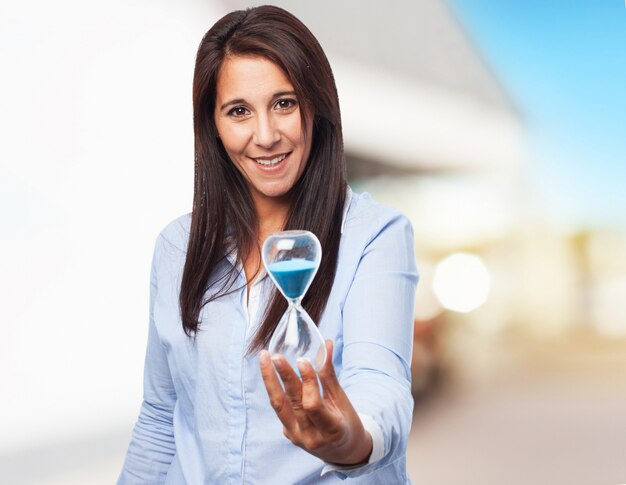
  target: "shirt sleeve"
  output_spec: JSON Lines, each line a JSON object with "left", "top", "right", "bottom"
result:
{"left": 118, "top": 234, "right": 177, "bottom": 485}
{"left": 328, "top": 211, "right": 419, "bottom": 479}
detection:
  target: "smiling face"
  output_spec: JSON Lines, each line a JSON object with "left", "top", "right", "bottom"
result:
{"left": 214, "top": 55, "right": 314, "bottom": 209}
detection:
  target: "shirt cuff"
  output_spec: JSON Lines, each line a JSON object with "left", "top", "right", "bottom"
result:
{"left": 320, "top": 413, "right": 385, "bottom": 476}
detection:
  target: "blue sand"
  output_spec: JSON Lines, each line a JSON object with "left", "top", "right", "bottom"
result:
{"left": 268, "top": 260, "right": 317, "bottom": 299}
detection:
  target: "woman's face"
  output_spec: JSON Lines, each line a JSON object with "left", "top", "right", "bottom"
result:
{"left": 214, "top": 55, "right": 313, "bottom": 206}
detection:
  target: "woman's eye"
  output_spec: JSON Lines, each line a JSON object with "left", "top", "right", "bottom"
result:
{"left": 228, "top": 106, "right": 249, "bottom": 117}
{"left": 275, "top": 98, "right": 297, "bottom": 110}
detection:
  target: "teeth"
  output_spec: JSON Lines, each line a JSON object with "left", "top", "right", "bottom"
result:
{"left": 254, "top": 154, "right": 287, "bottom": 166}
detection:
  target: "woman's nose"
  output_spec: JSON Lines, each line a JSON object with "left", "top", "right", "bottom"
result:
{"left": 253, "top": 113, "right": 280, "bottom": 148}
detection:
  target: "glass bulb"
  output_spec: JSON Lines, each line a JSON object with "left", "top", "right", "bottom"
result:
{"left": 262, "top": 230, "right": 327, "bottom": 373}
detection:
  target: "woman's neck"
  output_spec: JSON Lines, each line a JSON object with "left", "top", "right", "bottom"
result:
{"left": 254, "top": 193, "right": 291, "bottom": 240}
{"left": 243, "top": 192, "right": 291, "bottom": 289}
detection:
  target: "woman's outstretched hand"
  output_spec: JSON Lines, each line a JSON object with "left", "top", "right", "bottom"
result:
{"left": 259, "top": 340, "right": 373, "bottom": 466}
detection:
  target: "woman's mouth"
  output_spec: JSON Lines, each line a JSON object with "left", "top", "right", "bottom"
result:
{"left": 253, "top": 152, "right": 289, "bottom": 167}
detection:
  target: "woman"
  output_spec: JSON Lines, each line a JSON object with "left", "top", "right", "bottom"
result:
{"left": 118, "top": 5, "right": 418, "bottom": 484}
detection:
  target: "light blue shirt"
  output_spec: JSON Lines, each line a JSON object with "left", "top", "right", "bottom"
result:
{"left": 118, "top": 189, "right": 419, "bottom": 484}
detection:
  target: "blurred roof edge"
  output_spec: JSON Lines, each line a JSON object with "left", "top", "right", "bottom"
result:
{"left": 221, "top": 0, "right": 525, "bottom": 170}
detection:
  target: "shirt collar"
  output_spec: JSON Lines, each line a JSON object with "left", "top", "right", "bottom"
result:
{"left": 340, "top": 185, "right": 353, "bottom": 234}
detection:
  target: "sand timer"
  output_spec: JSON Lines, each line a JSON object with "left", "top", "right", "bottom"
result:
{"left": 262, "top": 230, "right": 327, "bottom": 373}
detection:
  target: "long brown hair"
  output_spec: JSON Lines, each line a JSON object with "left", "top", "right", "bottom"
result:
{"left": 180, "top": 6, "right": 346, "bottom": 352}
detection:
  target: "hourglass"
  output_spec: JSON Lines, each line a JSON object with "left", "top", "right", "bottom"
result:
{"left": 262, "top": 230, "right": 327, "bottom": 373}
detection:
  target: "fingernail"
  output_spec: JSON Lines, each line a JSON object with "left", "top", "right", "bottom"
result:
{"left": 271, "top": 355, "right": 283, "bottom": 369}
{"left": 259, "top": 351, "right": 269, "bottom": 366}
{"left": 296, "top": 359, "right": 307, "bottom": 375}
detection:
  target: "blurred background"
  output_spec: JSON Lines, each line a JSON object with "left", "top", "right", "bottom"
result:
{"left": 1, "top": 1, "right": 625, "bottom": 484}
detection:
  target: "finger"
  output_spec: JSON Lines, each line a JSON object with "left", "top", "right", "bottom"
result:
{"left": 259, "top": 350, "right": 297, "bottom": 429}
{"left": 272, "top": 354, "right": 317, "bottom": 435}
{"left": 297, "top": 358, "right": 322, "bottom": 412}
{"left": 271, "top": 354, "right": 311, "bottom": 415}
{"left": 297, "top": 358, "right": 341, "bottom": 431}
{"left": 318, "top": 340, "right": 341, "bottom": 398}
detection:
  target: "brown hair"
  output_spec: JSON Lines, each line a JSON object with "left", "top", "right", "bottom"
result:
{"left": 180, "top": 5, "right": 346, "bottom": 351}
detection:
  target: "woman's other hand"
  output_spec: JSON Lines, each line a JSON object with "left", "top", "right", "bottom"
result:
{"left": 259, "top": 340, "right": 373, "bottom": 466}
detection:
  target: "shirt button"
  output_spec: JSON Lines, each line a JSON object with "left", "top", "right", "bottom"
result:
{"left": 250, "top": 289, "right": 258, "bottom": 298}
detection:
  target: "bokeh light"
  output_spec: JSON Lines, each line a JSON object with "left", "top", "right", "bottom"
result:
{"left": 432, "top": 252, "right": 491, "bottom": 313}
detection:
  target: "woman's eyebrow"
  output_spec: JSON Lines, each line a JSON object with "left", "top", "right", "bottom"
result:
{"left": 220, "top": 98, "right": 246, "bottom": 111}
{"left": 271, "top": 90, "right": 296, "bottom": 99}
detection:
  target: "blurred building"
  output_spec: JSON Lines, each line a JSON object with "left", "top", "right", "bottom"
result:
{"left": 223, "top": 0, "right": 527, "bottom": 392}
{"left": 225, "top": 0, "right": 626, "bottom": 381}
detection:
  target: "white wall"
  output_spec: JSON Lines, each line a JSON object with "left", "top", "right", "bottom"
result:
{"left": 0, "top": 0, "right": 222, "bottom": 459}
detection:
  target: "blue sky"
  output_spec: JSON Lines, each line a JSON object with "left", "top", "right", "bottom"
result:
{"left": 448, "top": 1, "right": 626, "bottom": 230}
